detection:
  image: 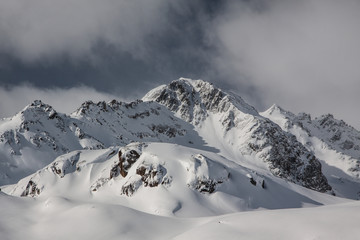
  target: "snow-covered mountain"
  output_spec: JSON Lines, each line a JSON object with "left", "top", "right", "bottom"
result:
{"left": 3, "top": 78, "right": 360, "bottom": 196}
{"left": 1, "top": 78, "right": 360, "bottom": 239}
{"left": 143, "top": 79, "right": 331, "bottom": 192}
{"left": 1, "top": 78, "right": 334, "bottom": 193}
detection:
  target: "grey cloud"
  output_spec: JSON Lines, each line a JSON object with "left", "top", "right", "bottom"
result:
{"left": 0, "top": 0, "right": 223, "bottom": 98}
{"left": 214, "top": 0, "right": 360, "bottom": 129}
{"left": 0, "top": 85, "right": 121, "bottom": 119}
{"left": 0, "top": 0, "right": 168, "bottom": 62}
{"left": 0, "top": 0, "right": 359, "bottom": 130}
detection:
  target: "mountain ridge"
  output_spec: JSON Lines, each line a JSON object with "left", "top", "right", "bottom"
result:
{"left": 1, "top": 78, "right": 359, "bottom": 205}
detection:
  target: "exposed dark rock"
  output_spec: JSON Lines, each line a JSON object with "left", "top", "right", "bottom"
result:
{"left": 128, "top": 111, "right": 150, "bottom": 119}
{"left": 341, "top": 140, "right": 354, "bottom": 150}
{"left": 249, "top": 177, "right": 257, "bottom": 186}
{"left": 50, "top": 152, "right": 80, "bottom": 178}
{"left": 247, "top": 119, "right": 331, "bottom": 192}
{"left": 193, "top": 179, "right": 217, "bottom": 193}
{"left": 136, "top": 163, "right": 169, "bottom": 187}
{"left": 121, "top": 181, "right": 139, "bottom": 197}
{"left": 120, "top": 161, "right": 171, "bottom": 196}
{"left": 261, "top": 180, "right": 265, "bottom": 189}
{"left": 119, "top": 149, "right": 141, "bottom": 178}
{"left": 21, "top": 180, "right": 41, "bottom": 197}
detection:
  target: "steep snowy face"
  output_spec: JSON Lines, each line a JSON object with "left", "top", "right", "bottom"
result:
{"left": 143, "top": 78, "right": 331, "bottom": 193}
{"left": 262, "top": 104, "right": 360, "bottom": 176}
{"left": 0, "top": 99, "right": 205, "bottom": 185}
{"left": 263, "top": 104, "right": 360, "bottom": 158}
{"left": 70, "top": 99, "right": 204, "bottom": 147}
{"left": 313, "top": 114, "right": 360, "bottom": 156}
{"left": 261, "top": 105, "right": 360, "bottom": 198}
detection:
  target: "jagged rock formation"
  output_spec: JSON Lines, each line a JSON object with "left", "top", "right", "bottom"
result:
{"left": 20, "top": 180, "right": 41, "bottom": 197}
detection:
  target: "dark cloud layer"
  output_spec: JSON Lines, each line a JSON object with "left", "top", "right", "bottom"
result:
{"left": 215, "top": 0, "right": 360, "bottom": 128}
{"left": 0, "top": 0, "right": 226, "bottom": 98}
{"left": 0, "top": 0, "right": 359, "bottom": 129}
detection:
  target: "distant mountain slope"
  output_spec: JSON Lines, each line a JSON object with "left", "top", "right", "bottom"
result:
{"left": 261, "top": 104, "right": 360, "bottom": 199}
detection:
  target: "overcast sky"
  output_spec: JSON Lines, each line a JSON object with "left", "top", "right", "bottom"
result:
{"left": 0, "top": 0, "right": 359, "bottom": 129}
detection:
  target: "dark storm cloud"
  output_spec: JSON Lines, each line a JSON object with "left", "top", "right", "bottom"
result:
{"left": 214, "top": 0, "right": 360, "bottom": 129}
{"left": 0, "top": 0, "right": 226, "bottom": 97}
{"left": 0, "top": 0, "right": 234, "bottom": 119}
{"left": 0, "top": 0, "right": 359, "bottom": 130}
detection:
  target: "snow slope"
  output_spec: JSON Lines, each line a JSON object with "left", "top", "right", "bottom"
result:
{"left": 2, "top": 142, "right": 345, "bottom": 217}
{"left": 0, "top": 191, "right": 358, "bottom": 240}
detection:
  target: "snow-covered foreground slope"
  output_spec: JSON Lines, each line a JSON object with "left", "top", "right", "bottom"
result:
{"left": 0, "top": 191, "right": 358, "bottom": 240}
{"left": 173, "top": 201, "right": 360, "bottom": 240}
{"left": 2, "top": 142, "right": 344, "bottom": 217}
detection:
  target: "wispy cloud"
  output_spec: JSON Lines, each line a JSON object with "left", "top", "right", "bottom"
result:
{"left": 0, "top": 85, "right": 122, "bottom": 118}
{"left": 0, "top": 0, "right": 174, "bottom": 62}
{"left": 0, "top": 0, "right": 359, "bottom": 129}
{"left": 213, "top": 0, "right": 360, "bottom": 129}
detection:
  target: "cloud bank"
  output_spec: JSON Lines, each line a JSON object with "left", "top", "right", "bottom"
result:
{"left": 0, "top": 85, "right": 120, "bottom": 119}
{"left": 0, "top": 0, "right": 359, "bottom": 129}
{"left": 214, "top": 0, "right": 360, "bottom": 128}
{"left": 0, "top": 0, "right": 169, "bottom": 62}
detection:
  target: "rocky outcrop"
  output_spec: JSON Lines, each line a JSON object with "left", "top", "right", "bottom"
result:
{"left": 246, "top": 118, "right": 331, "bottom": 192}
{"left": 185, "top": 154, "right": 230, "bottom": 194}
{"left": 50, "top": 152, "right": 81, "bottom": 178}
{"left": 21, "top": 180, "right": 41, "bottom": 197}
{"left": 109, "top": 148, "right": 141, "bottom": 179}
{"left": 121, "top": 162, "right": 172, "bottom": 196}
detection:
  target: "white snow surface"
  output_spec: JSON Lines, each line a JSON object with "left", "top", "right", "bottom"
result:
{"left": 0, "top": 191, "right": 358, "bottom": 240}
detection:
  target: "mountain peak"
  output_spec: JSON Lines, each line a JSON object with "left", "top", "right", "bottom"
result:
{"left": 18, "top": 100, "right": 58, "bottom": 120}
{"left": 143, "top": 78, "right": 258, "bottom": 124}
{"left": 264, "top": 104, "right": 294, "bottom": 117}
{"left": 27, "top": 100, "right": 53, "bottom": 111}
